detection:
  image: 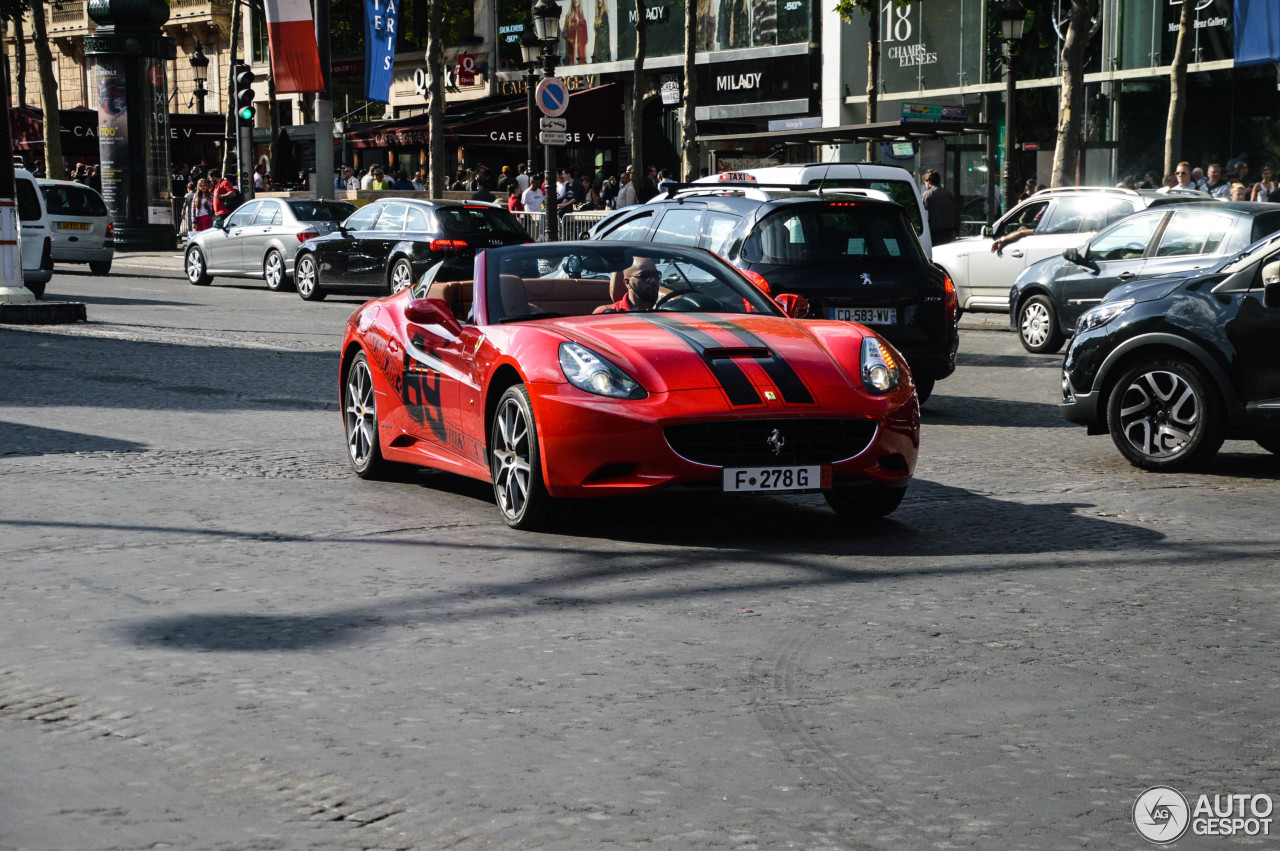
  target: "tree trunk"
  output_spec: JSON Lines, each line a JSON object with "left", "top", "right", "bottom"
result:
{"left": 1049, "top": 0, "right": 1095, "bottom": 187}
{"left": 425, "top": 0, "right": 445, "bottom": 195}
{"left": 223, "top": 0, "right": 242, "bottom": 175}
{"left": 27, "top": 0, "right": 60, "bottom": 176}
{"left": 13, "top": 13, "right": 26, "bottom": 107}
{"left": 1163, "top": 0, "right": 1193, "bottom": 176}
{"left": 679, "top": 0, "right": 697, "bottom": 180}
{"left": 865, "top": 3, "right": 879, "bottom": 161}
{"left": 629, "top": 0, "right": 646, "bottom": 193}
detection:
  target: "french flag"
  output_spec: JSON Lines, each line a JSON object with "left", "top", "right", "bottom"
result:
{"left": 263, "top": 0, "right": 325, "bottom": 94}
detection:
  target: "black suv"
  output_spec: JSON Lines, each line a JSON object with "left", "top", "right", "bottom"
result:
{"left": 1060, "top": 231, "right": 1280, "bottom": 470}
{"left": 588, "top": 185, "right": 959, "bottom": 402}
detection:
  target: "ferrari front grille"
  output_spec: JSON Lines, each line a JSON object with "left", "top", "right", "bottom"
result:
{"left": 663, "top": 418, "right": 879, "bottom": 467}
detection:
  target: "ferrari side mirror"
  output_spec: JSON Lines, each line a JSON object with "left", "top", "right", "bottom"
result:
{"left": 405, "top": 297, "right": 463, "bottom": 336}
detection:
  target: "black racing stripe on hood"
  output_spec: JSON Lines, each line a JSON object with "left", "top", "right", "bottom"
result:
{"left": 638, "top": 315, "right": 762, "bottom": 407}
{"left": 698, "top": 318, "right": 816, "bottom": 406}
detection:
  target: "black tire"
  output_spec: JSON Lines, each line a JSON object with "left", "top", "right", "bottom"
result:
{"left": 1017, "top": 294, "right": 1065, "bottom": 354}
{"left": 343, "top": 352, "right": 413, "bottom": 480}
{"left": 914, "top": 374, "right": 936, "bottom": 405}
{"left": 1106, "top": 358, "right": 1225, "bottom": 471}
{"left": 388, "top": 257, "right": 414, "bottom": 294}
{"left": 295, "top": 253, "right": 326, "bottom": 301}
{"left": 1254, "top": 434, "right": 1280, "bottom": 455}
{"left": 824, "top": 482, "right": 907, "bottom": 521}
{"left": 24, "top": 279, "right": 45, "bottom": 299}
{"left": 490, "top": 384, "right": 555, "bottom": 530}
{"left": 184, "top": 246, "right": 212, "bottom": 286}
{"left": 89, "top": 259, "right": 112, "bottom": 276}
{"left": 263, "top": 249, "right": 291, "bottom": 292}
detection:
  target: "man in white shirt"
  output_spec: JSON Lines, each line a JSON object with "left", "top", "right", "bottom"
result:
{"left": 253, "top": 164, "right": 266, "bottom": 190}
{"left": 1158, "top": 162, "right": 1196, "bottom": 194}
{"left": 615, "top": 171, "right": 637, "bottom": 208}
{"left": 516, "top": 163, "right": 530, "bottom": 193}
{"left": 521, "top": 173, "right": 545, "bottom": 217}
{"left": 360, "top": 168, "right": 376, "bottom": 190}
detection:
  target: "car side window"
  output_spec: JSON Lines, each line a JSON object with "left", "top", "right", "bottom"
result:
{"left": 1155, "top": 212, "right": 1233, "bottom": 257}
{"left": 226, "top": 202, "right": 260, "bottom": 228}
{"left": 406, "top": 207, "right": 429, "bottom": 232}
{"left": 1039, "top": 198, "right": 1110, "bottom": 235}
{"left": 253, "top": 201, "right": 282, "bottom": 226}
{"left": 600, "top": 211, "right": 654, "bottom": 241}
{"left": 653, "top": 208, "right": 703, "bottom": 247}
{"left": 344, "top": 204, "right": 382, "bottom": 232}
{"left": 16, "top": 178, "right": 42, "bottom": 221}
{"left": 377, "top": 203, "right": 409, "bottom": 232}
{"left": 1088, "top": 213, "right": 1163, "bottom": 261}
{"left": 1097, "top": 200, "right": 1138, "bottom": 230}
{"left": 699, "top": 212, "right": 741, "bottom": 254}
{"left": 996, "top": 201, "right": 1049, "bottom": 238}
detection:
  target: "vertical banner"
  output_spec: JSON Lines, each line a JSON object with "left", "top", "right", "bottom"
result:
{"left": 1234, "top": 0, "right": 1277, "bottom": 65}
{"left": 263, "top": 0, "right": 326, "bottom": 93}
{"left": 94, "top": 56, "right": 130, "bottom": 221}
{"left": 143, "top": 58, "right": 173, "bottom": 224}
{"left": 364, "top": 0, "right": 398, "bottom": 103}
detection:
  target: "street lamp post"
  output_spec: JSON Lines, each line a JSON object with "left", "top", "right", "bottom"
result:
{"left": 532, "top": 0, "right": 561, "bottom": 243}
{"left": 189, "top": 45, "right": 210, "bottom": 114}
{"left": 999, "top": 0, "right": 1026, "bottom": 214}
{"left": 520, "top": 29, "right": 541, "bottom": 197}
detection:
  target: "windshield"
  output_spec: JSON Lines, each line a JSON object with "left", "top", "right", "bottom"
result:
{"left": 484, "top": 243, "right": 781, "bottom": 324}
{"left": 288, "top": 200, "right": 356, "bottom": 222}
{"left": 437, "top": 205, "right": 527, "bottom": 236}
{"left": 41, "top": 184, "right": 108, "bottom": 217}
{"left": 1221, "top": 232, "right": 1280, "bottom": 275}
{"left": 743, "top": 203, "right": 926, "bottom": 266}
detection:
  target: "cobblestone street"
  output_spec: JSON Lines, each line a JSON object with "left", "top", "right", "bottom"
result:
{"left": 2, "top": 259, "right": 1278, "bottom": 850}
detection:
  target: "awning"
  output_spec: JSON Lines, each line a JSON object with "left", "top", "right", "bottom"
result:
{"left": 698, "top": 119, "right": 992, "bottom": 148}
{"left": 346, "top": 83, "right": 624, "bottom": 149}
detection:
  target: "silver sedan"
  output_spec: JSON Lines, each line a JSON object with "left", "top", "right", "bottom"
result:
{"left": 184, "top": 198, "right": 356, "bottom": 291}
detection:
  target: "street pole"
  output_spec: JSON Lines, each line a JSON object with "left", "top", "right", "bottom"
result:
{"left": 542, "top": 54, "right": 557, "bottom": 244}
{"left": 314, "top": 0, "right": 335, "bottom": 199}
{"left": 984, "top": 91, "right": 997, "bottom": 228}
{"left": 526, "top": 68, "right": 536, "bottom": 187}
{"left": 1003, "top": 45, "right": 1016, "bottom": 215}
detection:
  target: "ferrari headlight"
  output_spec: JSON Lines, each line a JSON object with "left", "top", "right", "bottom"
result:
{"left": 1076, "top": 298, "right": 1134, "bottom": 334}
{"left": 860, "top": 335, "right": 900, "bottom": 394}
{"left": 558, "top": 342, "right": 647, "bottom": 400}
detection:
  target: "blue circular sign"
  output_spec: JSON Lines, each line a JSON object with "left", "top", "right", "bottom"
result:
{"left": 535, "top": 78, "right": 570, "bottom": 117}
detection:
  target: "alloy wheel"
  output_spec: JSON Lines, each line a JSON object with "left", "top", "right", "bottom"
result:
{"left": 264, "top": 251, "right": 284, "bottom": 290}
{"left": 345, "top": 359, "right": 377, "bottom": 469}
{"left": 492, "top": 396, "right": 533, "bottom": 520}
{"left": 1116, "top": 369, "right": 1200, "bottom": 459}
{"left": 390, "top": 260, "right": 413, "bottom": 293}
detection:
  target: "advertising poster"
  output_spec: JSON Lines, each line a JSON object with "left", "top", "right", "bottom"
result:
{"left": 93, "top": 56, "right": 129, "bottom": 221}
{"left": 364, "top": 0, "right": 399, "bottom": 102}
{"left": 143, "top": 57, "right": 172, "bottom": 224}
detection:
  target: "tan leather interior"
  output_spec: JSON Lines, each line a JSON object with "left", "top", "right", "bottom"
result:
{"left": 426, "top": 280, "right": 474, "bottom": 320}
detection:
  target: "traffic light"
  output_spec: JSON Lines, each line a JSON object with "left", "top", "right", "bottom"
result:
{"left": 234, "top": 66, "right": 256, "bottom": 124}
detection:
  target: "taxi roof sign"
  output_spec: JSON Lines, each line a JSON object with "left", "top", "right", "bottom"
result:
{"left": 718, "top": 172, "right": 757, "bottom": 182}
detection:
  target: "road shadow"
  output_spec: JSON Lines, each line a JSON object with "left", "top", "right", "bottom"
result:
{"left": 958, "top": 351, "right": 1063, "bottom": 369}
{"left": 57, "top": 293, "right": 191, "bottom": 307}
{"left": 923, "top": 394, "right": 1071, "bottom": 428}
{"left": 112, "top": 477, "right": 1172, "bottom": 652}
{"left": 0, "top": 329, "right": 337, "bottom": 413}
{"left": 0, "top": 421, "right": 148, "bottom": 456}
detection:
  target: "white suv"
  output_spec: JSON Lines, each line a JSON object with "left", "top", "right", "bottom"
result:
{"left": 933, "top": 186, "right": 1211, "bottom": 311}
{"left": 15, "top": 168, "right": 53, "bottom": 297}
{"left": 695, "top": 163, "right": 933, "bottom": 258}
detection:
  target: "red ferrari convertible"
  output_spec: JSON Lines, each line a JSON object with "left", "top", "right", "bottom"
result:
{"left": 340, "top": 242, "right": 920, "bottom": 529}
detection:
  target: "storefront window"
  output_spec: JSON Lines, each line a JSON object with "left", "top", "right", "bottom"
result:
{"left": 842, "top": 0, "right": 983, "bottom": 97}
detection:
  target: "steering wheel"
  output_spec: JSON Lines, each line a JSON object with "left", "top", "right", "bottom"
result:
{"left": 654, "top": 290, "right": 718, "bottom": 312}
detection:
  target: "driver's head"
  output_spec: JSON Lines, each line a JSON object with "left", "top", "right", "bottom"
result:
{"left": 624, "top": 257, "right": 660, "bottom": 306}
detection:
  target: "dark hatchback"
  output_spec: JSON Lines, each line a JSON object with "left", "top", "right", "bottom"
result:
{"left": 1060, "top": 230, "right": 1280, "bottom": 470}
{"left": 1010, "top": 201, "right": 1280, "bottom": 353}
{"left": 588, "top": 186, "right": 959, "bottom": 402}
{"left": 292, "top": 198, "right": 530, "bottom": 301}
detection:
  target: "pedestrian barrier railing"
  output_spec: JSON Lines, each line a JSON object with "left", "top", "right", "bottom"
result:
{"left": 561, "top": 210, "right": 611, "bottom": 240}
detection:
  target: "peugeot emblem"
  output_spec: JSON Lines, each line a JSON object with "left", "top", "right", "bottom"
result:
{"left": 767, "top": 428, "right": 786, "bottom": 456}
{"left": 860, "top": 272, "right": 873, "bottom": 286}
